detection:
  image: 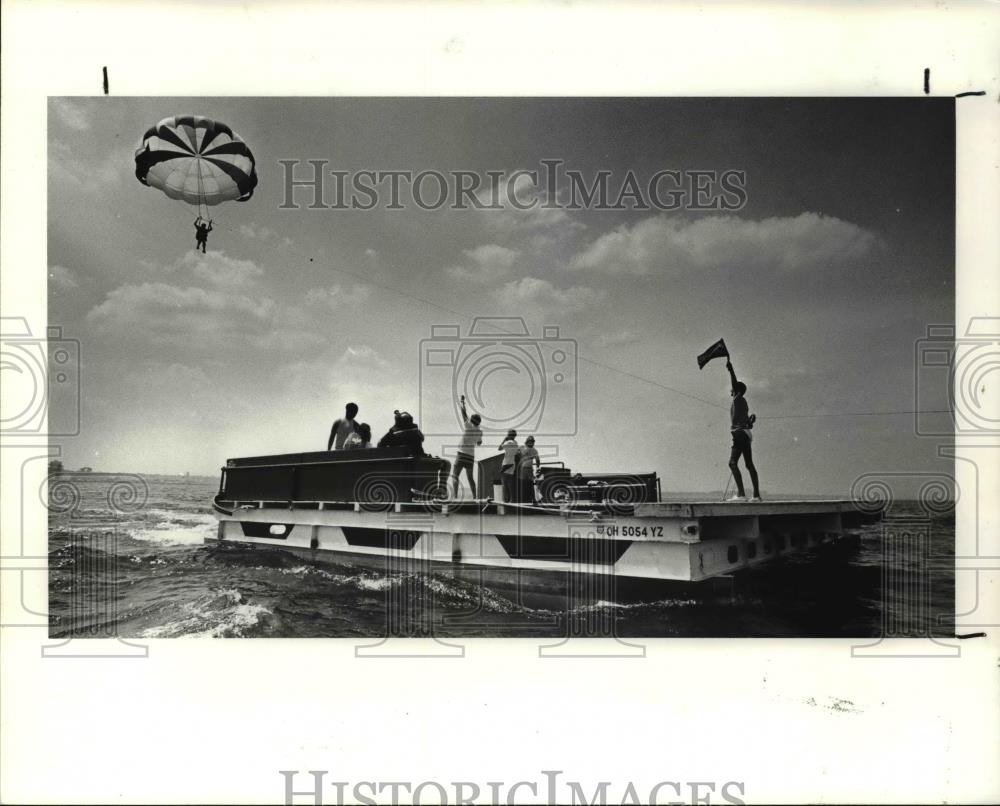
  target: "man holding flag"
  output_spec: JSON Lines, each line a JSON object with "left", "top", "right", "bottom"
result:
{"left": 698, "top": 339, "right": 762, "bottom": 502}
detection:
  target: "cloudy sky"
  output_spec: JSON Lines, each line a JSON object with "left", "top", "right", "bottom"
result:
{"left": 48, "top": 97, "right": 953, "bottom": 494}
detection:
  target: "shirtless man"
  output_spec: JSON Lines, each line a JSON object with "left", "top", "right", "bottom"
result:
{"left": 327, "top": 402, "right": 360, "bottom": 451}
{"left": 726, "top": 360, "right": 761, "bottom": 502}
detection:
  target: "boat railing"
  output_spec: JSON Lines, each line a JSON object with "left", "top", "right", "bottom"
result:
{"left": 213, "top": 493, "right": 645, "bottom": 519}
{"left": 223, "top": 455, "right": 424, "bottom": 471}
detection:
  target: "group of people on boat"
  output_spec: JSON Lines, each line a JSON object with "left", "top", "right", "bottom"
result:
{"left": 324, "top": 352, "right": 761, "bottom": 504}
{"left": 325, "top": 396, "right": 543, "bottom": 504}
{"left": 326, "top": 402, "right": 420, "bottom": 453}
{"left": 497, "top": 429, "right": 540, "bottom": 505}
{"left": 449, "top": 395, "right": 541, "bottom": 503}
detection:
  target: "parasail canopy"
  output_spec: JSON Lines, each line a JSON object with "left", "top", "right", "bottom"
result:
{"left": 134, "top": 115, "right": 258, "bottom": 213}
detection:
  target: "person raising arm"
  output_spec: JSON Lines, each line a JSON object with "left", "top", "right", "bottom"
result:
{"left": 450, "top": 395, "right": 482, "bottom": 499}
{"left": 725, "top": 359, "right": 761, "bottom": 502}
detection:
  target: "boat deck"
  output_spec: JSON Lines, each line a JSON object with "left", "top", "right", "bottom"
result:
{"left": 636, "top": 499, "right": 862, "bottom": 517}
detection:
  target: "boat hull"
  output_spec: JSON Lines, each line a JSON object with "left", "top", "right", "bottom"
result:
{"left": 210, "top": 499, "right": 868, "bottom": 583}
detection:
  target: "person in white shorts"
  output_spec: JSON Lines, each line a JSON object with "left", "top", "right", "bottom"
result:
{"left": 450, "top": 395, "right": 482, "bottom": 499}
{"left": 498, "top": 429, "right": 519, "bottom": 502}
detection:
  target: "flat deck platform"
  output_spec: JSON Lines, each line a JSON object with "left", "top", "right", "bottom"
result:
{"left": 212, "top": 495, "right": 876, "bottom": 582}
{"left": 636, "top": 499, "right": 860, "bottom": 517}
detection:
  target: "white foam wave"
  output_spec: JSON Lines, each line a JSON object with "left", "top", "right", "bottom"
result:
{"left": 353, "top": 575, "right": 400, "bottom": 591}
{"left": 194, "top": 603, "right": 271, "bottom": 638}
{"left": 143, "top": 508, "right": 215, "bottom": 523}
{"left": 130, "top": 523, "right": 214, "bottom": 546}
{"left": 570, "top": 598, "right": 699, "bottom": 613}
{"left": 138, "top": 588, "right": 271, "bottom": 638}
{"left": 272, "top": 564, "right": 406, "bottom": 592}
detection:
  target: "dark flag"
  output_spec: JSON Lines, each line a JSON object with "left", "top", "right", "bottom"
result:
{"left": 697, "top": 338, "right": 729, "bottom": 369}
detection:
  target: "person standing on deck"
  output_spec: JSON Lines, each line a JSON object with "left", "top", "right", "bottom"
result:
{"left": 516, "top": 435, "right": 540, "bottom": 504}
{"left": 726, "top": 360, "right": 761, "bottom": 502}
{"left": 327, "top": 402, "right": 360, "bottom": 451}
{"left": 450, "top": 395, "right": 482, "bottom": 499}
{"left": 498, "top": 429, "right": 519, "bottom": 502}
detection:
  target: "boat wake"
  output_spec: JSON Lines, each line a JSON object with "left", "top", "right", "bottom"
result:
{"left": 139, "top": 589, "right": 273, "bottom": 638}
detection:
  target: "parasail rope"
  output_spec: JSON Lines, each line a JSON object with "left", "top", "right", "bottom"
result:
{"left": 195, "top": 155, "right": 208, "bottom": 221}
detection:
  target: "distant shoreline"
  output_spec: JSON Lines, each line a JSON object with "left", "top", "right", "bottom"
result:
{"left": 50, "top": 471, "right": 217, "bottom": 482}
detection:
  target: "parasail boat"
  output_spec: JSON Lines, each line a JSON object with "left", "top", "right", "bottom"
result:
{"left": 208, "top": 446, "right": 880, "bottom": 586}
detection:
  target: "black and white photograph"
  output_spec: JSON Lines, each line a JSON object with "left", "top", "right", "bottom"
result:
{"left": 2, "top": 3, "right": 998, "bottom": 805}
{"left": 45, "top": 96, "right": 955, "bottom": 639}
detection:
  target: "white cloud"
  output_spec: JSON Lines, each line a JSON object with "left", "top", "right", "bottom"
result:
{"left": 84, "top": 248, "right": 333, "bottom": 362}
{"left": 445, "top": 244, "right": 519, "bottom": 283}
{"left": 180, "top": 251, "right": 265, "bottom": 287}
{"left": 85, "top": 282, "right": 279, "bottom": 350}
{"left": 238, "top": 223, "right": 284, "bottom": 242}
{"left": 49, "top": 139, "right": 130, "bottom": 192}
{"left": 51, "top": 99, "right": 91, "bottom": 131}
{"left": 570, "top": 212, "right": 879, "bottom": 278}
{"left": 48, "top": 265, "right": 79, "bottom": 289}
{"left": 475, "top": 171, "right": 585, "bottom": 235}
{"left": 493, "top": 277, "right": 605, "bottom": 314}
{"left": 304, "top": 283, "right": 372, "bottom": 308}
{"left": 239, "top": 223, "right": 269, "bottom": 239}
{"left": 277, "top": 345, "right": 413, "bottom": 423}
{"left": 235, "top": 223, "right": 292, "bottom": 249}
{"left": 336, "top": 345, "right": 393, "bottom": 374}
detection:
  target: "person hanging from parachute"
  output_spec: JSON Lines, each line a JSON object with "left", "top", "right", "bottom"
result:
{"left": 193, "top": 216, "right": 213, "bottom": 253}
{"left": 134, "top": 115, "right": 258, "bottom": 250}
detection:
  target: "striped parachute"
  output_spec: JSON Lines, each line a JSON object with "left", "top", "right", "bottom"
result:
{"left": 134, "top": 115, "right": 258, "bottom": 217}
